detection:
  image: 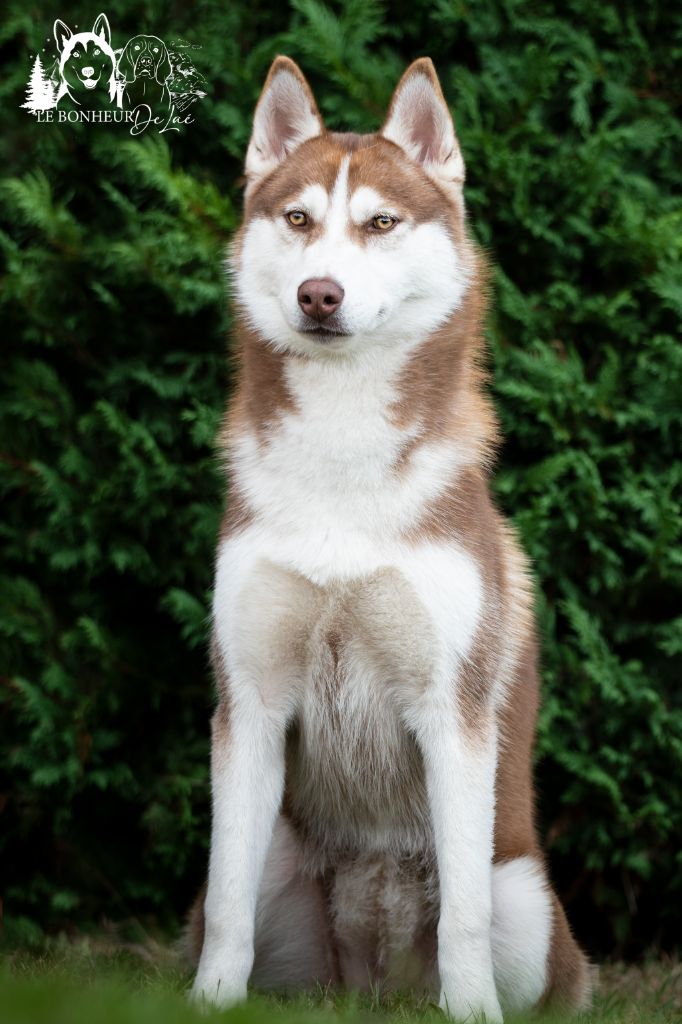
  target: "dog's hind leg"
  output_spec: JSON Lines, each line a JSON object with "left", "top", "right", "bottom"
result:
{"left": 186, "top": 815, "right": 335, "bottom": 993}
{"left": 491, "top": 637, "right": 593, "bottom": 1015}
{"left": 491, "top": 856, "right": 593, "bottom": 1014}
{"left": 251, "top": 815, "right": 336, "bottom": 991}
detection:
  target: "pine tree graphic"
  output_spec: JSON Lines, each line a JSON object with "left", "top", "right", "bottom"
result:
{"left": 22, "top": 56, "right": 56, "bottom": 112}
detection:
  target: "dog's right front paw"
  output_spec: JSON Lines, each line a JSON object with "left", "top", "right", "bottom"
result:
{"left": 189, "top": 970, "right": 247, "bottom": 1010}
{"left": 439, "top": 984, "right": 503, "bottom": 1023}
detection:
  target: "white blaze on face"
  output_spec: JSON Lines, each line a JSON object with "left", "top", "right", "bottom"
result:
{"left": 234, "top": 155, "right": 470, "bottom": 359}
{"left": 291, "top": 183, "right": 329, "bottom": 223}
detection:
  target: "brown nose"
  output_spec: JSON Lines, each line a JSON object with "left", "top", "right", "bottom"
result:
{"left": 297, "top": 278, "right": 344, "bottom": 321}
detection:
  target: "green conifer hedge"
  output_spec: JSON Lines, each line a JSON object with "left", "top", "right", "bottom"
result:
{"left": 1, "top": 0, "right": 680, "bottom": 957}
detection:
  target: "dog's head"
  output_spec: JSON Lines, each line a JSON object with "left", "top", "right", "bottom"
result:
{"left": 119, "top": 35, "right": 171, "bottom": 85}
{"left": 234, "top": 57, "right": 473, "bottom": 359}
{"left": 54, "top": 13, "right": 116, "bottom": 96}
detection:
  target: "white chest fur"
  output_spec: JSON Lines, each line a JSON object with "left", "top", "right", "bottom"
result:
{"left": 230, "top": 343, "right": 468, "bottom": 577}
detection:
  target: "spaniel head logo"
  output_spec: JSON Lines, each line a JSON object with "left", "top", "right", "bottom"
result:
{"left": 118, "top": 34, "right": 172, "bottom": 111}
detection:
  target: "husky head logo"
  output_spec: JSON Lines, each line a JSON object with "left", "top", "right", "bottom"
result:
{"left": 235, "top": 57, "right": 470, "bottom": 359}
{"left": 53, "top": 13, "right": 118, "bottom": 106}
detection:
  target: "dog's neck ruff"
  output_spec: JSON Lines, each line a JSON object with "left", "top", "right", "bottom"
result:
{"left": 224, "top": 285, "right": 496, "bottom": 585}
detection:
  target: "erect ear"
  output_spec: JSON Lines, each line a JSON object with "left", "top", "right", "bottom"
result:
{"left": 92, "top": 13, "right": 111, "bottom": 47}
{"left": 380, "top": 58, "right": 465, "bottom": 188}
{"left": 245, "top": 56, "right": 324, "bottom": 187}
{"left": 53, "top": 19, "right": 73, "bottom": 53}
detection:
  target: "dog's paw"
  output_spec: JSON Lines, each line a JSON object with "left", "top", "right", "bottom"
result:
{"left": 189, "top": 970, "right": 247, "bottom": 1010}
{"left": 438, "top": 986, "right": 503, "bottom": 1023}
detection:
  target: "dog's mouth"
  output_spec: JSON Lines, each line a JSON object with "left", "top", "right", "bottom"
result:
{"left": 298, "top": 324, "right": 352, "bottom": 342}
{"left": 81, "top": 76, "right": 99, "bottom": 89}
{"left": 136, "top": 56, "right": 154, "bottom": 77}
{"left": 297, "top": 314, "right": 351, "bottom": 342}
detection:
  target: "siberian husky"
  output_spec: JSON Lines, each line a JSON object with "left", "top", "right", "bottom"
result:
{"left": 188, "top": 56, "right": 593, "bottom": 1020}
{"left": 53, "top": 13, "right": 119, "bottom": 108}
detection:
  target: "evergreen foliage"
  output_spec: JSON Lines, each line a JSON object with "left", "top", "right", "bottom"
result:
{"left": 1, "top": 0, "right": 680, "bottom": 957}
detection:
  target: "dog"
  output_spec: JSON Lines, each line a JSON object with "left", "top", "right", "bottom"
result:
{"left": 187, "top": 56, "right": 593, "bottom": 1021}
{"left": 118, "top": 35, "right": 172, "bottom": 112}
{"left": 53, "top": 13, "right": 118, "bottom": 108}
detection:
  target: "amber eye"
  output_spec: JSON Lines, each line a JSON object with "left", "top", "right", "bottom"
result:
{"left": 372, "top": 213, "right": 396, "bottom": 231}
{"left": 286, "top": 210, "right": 308, "bottom": 227}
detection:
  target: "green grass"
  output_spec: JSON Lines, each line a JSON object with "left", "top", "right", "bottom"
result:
{"left": 1, "top": 939, "right": 680, "bottom": 1024}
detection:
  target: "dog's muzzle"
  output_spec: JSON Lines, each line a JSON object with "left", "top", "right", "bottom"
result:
{"left": 81, "top": 66, "right": 98, "bottom": 89}
{"left": 135, "top": 54, "right": 154, "bottom": 77}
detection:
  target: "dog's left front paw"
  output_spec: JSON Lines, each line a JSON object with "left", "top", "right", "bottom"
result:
{"left": 189, "top": 968, "right": 248, "bottom": 1010}
{"left": 439, "top": 987, "right": 503, "bottom": 1023}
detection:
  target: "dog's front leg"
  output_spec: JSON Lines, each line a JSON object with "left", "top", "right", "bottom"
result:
{"left": 418, "top": 708, "right": 503, "bottom": 1023}
{"left": 190, "top": 691, "right": 286, "bottom": 1008}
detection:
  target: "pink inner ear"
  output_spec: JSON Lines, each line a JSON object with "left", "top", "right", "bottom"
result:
{"left": 271, "top": 107, "right": 296, "bottom": 159}
{"left": 388, "top": 77, "right": 451, "bottom": 166}
{"left": 412, "top": 108, "right": 439, "bottom": 163}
